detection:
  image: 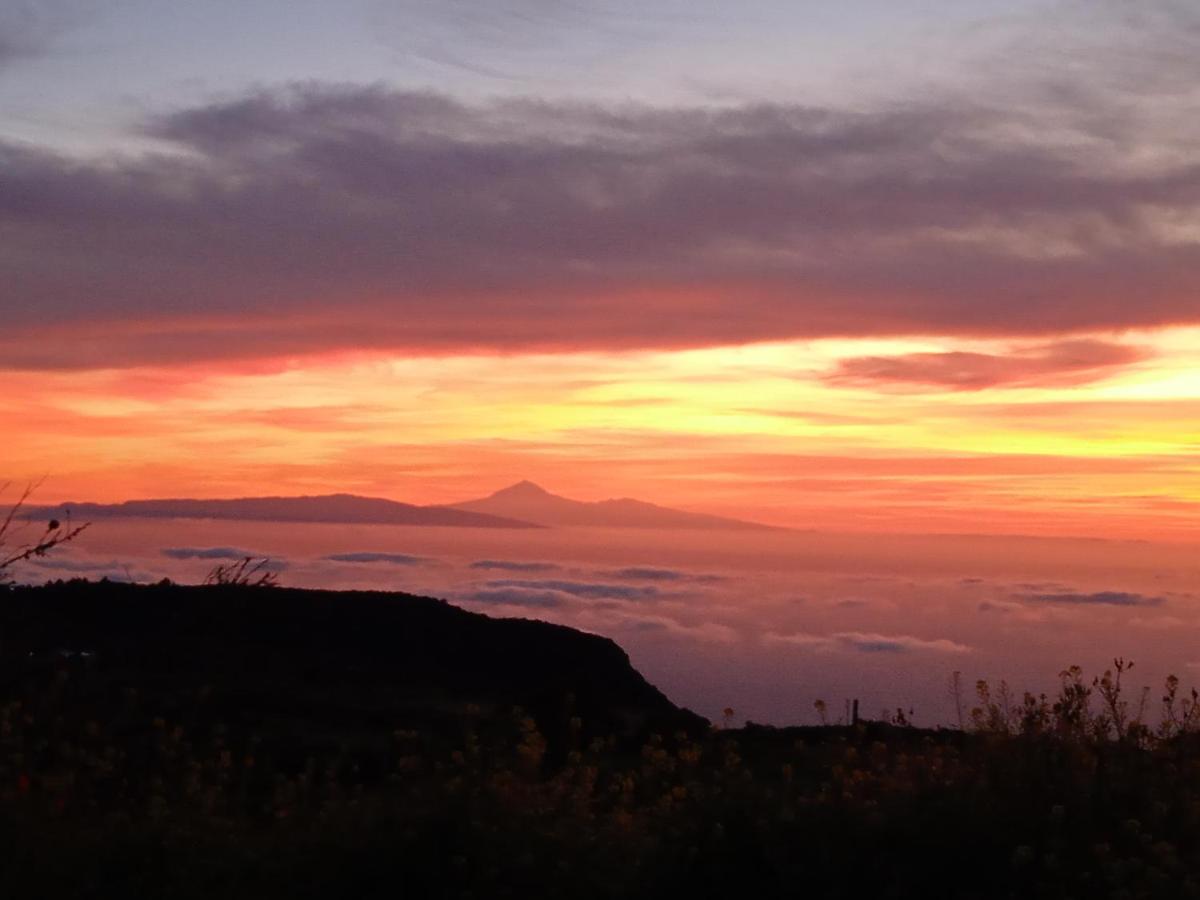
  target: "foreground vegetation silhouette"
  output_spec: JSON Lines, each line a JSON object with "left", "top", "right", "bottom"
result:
{"left": 0, "top": 483, "right": 88, "bottom": 584}
{"left": 2, "top": 578, "right": 1200, "bottom": 898}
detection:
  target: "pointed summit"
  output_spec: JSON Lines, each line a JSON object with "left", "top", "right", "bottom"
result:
{"left": 453, "top": 482, "right": 778, "bottom": 531}
{"left": 490, "top": 480, "right": 552, "bottom": 499}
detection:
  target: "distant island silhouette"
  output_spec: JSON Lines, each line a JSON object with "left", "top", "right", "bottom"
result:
{"left": 24, "top": 494, "right": 538, "bottom": 529}
{"left": 28, "top": 481, "right": 779, "bottom": 531}
{"left": 453, "top": 480, "right": 779, "bottom": 530}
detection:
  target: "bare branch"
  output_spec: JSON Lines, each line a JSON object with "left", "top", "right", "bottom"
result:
{"left": 0, "top": 482, "right": 90, "bottom": 583}
{"left": 203, "top": 556, "right": 279, "bottom": 588}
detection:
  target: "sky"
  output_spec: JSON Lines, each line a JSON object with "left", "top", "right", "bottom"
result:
{"left": 2, "top": 0, "right": 1199, "bottom": 539}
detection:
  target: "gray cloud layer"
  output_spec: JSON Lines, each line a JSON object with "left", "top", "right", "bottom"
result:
{"left": 323, "top": 551, "right": 430, "bottom": 566}
{"left": 162, "top": 546, "right": 290, "bottom": 570}
{"left": 3, "top": 50, "right": 1200, "bottom": 369}
{"left": 484, "top": 578, "right": 658, "bottom": 601}
{"left": 602, "top": 566, "right": 723, "bottom": 583}
{"left": 767, "top": 630, "right": 972, "bottom": 655}
{"left": 0, "top": 2, "right": 76, "bottom": 69}
{"left": 162, "top": 546, "right": 262, "bottom": 560}
{"left": 462, "top": 588, "right": 566, "bottom": 608}
{"left": 469, "top": 559, "right": 561, "bottom": 573}
{"left": 1023, "top": 590, "right": 1166, "bottom": 607}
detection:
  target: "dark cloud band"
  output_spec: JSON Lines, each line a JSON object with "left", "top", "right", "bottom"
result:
{"left": 3, "top": 84, "right": 1200, "bottom": 368}
{"left": 1023, "top": 590, "right": 1165, "bottom": 607}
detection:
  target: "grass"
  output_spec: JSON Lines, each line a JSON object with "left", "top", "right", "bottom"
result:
{"left": 7, "top": 578, "right": 1200, "bottom": 900}
{"left": 2, "top": 580, "right": 1200, "bottom": 898}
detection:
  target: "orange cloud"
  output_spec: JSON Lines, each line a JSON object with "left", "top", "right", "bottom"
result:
{"left": 824, "top": 340, "right": 1150, "bottom": 392}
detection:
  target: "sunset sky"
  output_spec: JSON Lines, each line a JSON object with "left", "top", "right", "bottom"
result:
{"left": 3, "top": 0, "right": 1199, "bottom": 539}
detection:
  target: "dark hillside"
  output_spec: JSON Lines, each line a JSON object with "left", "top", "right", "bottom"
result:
{"left": 3, "top": 582, "right": 1200, "bottom": 899}
{"left": 0, "top": 580, "right": 703, "bottom": 765}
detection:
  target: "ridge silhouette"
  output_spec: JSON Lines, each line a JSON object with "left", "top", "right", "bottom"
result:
{"left": 454, "top": 481, "right": 779, "bottom": 530}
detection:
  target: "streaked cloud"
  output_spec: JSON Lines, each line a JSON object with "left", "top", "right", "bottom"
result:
{"left": 469, "top": 559, "right": 561, "bottom": 573}
{"left": 461, "top": 587, "right": 565, "bottom": 608}
{"left": 484, "top": 578, "right": 658, "bottom": 601}
{"left": 323, "top": 551, "right": 431, "bottom": 566}
{"left": 599, "top": 566, "right": 724, "bottom": 584}
{"left": 825, "top": 340, "right": 1149, "bottom": 392}
{"left": 616, "top": 615, "right": 740, "bottom": 643}
{"left": 12, "top": 556, "right": 158, "bottom": 584}
{"left": 1022, "top": 590, "right": 1166, "bottom": 607}
{"left": 161, "top": 546, "right": 289, "bottom": 570}
{"left": 767, "top": 630, "right": 972, "bottom": 654}
{"left": 162, "top": 546, "right": 264, "bottom": 560}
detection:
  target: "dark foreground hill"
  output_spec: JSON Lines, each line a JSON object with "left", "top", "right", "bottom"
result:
{"left": 3, "top": 580, "right": 1200, "bottom": 899}
{"left": 0, "top": 579, "right": 701, "bottom": 757}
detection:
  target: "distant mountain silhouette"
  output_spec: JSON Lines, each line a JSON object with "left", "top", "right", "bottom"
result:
{"left": 452, "top": 480, "right": 778, "bottom": 530}
{"left": 26, "top": 494, "right": 538, "bottom": 529}
{"left": 26, "top": 485, "right": 775, "bottom": 531}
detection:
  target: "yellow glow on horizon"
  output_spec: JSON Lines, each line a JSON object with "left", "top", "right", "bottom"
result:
{"left": 2, "top": 326, "right": 1198, "bottom": 540}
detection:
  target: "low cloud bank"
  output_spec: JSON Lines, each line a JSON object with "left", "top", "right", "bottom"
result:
{"left": 323, "top": 552, "right": 430, "bottom": 566}
{"left": 469, "top": 559, "right": 561, "bottom": 573}
{"left": 767, "top": 630, "right": 972, "bottom": 655}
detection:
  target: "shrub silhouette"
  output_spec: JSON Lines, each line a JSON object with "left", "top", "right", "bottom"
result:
{"left": 203, "top": 556, "right": 279, "bottom": 587}
{"left": 966, "top": 657, "right": 1178, "bottom": 746}
{"left": 2, "top": 579, "right": 1200, "bottom": 899}
{"left": 0, "top": 482, "right": 88, "bottom": 584}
